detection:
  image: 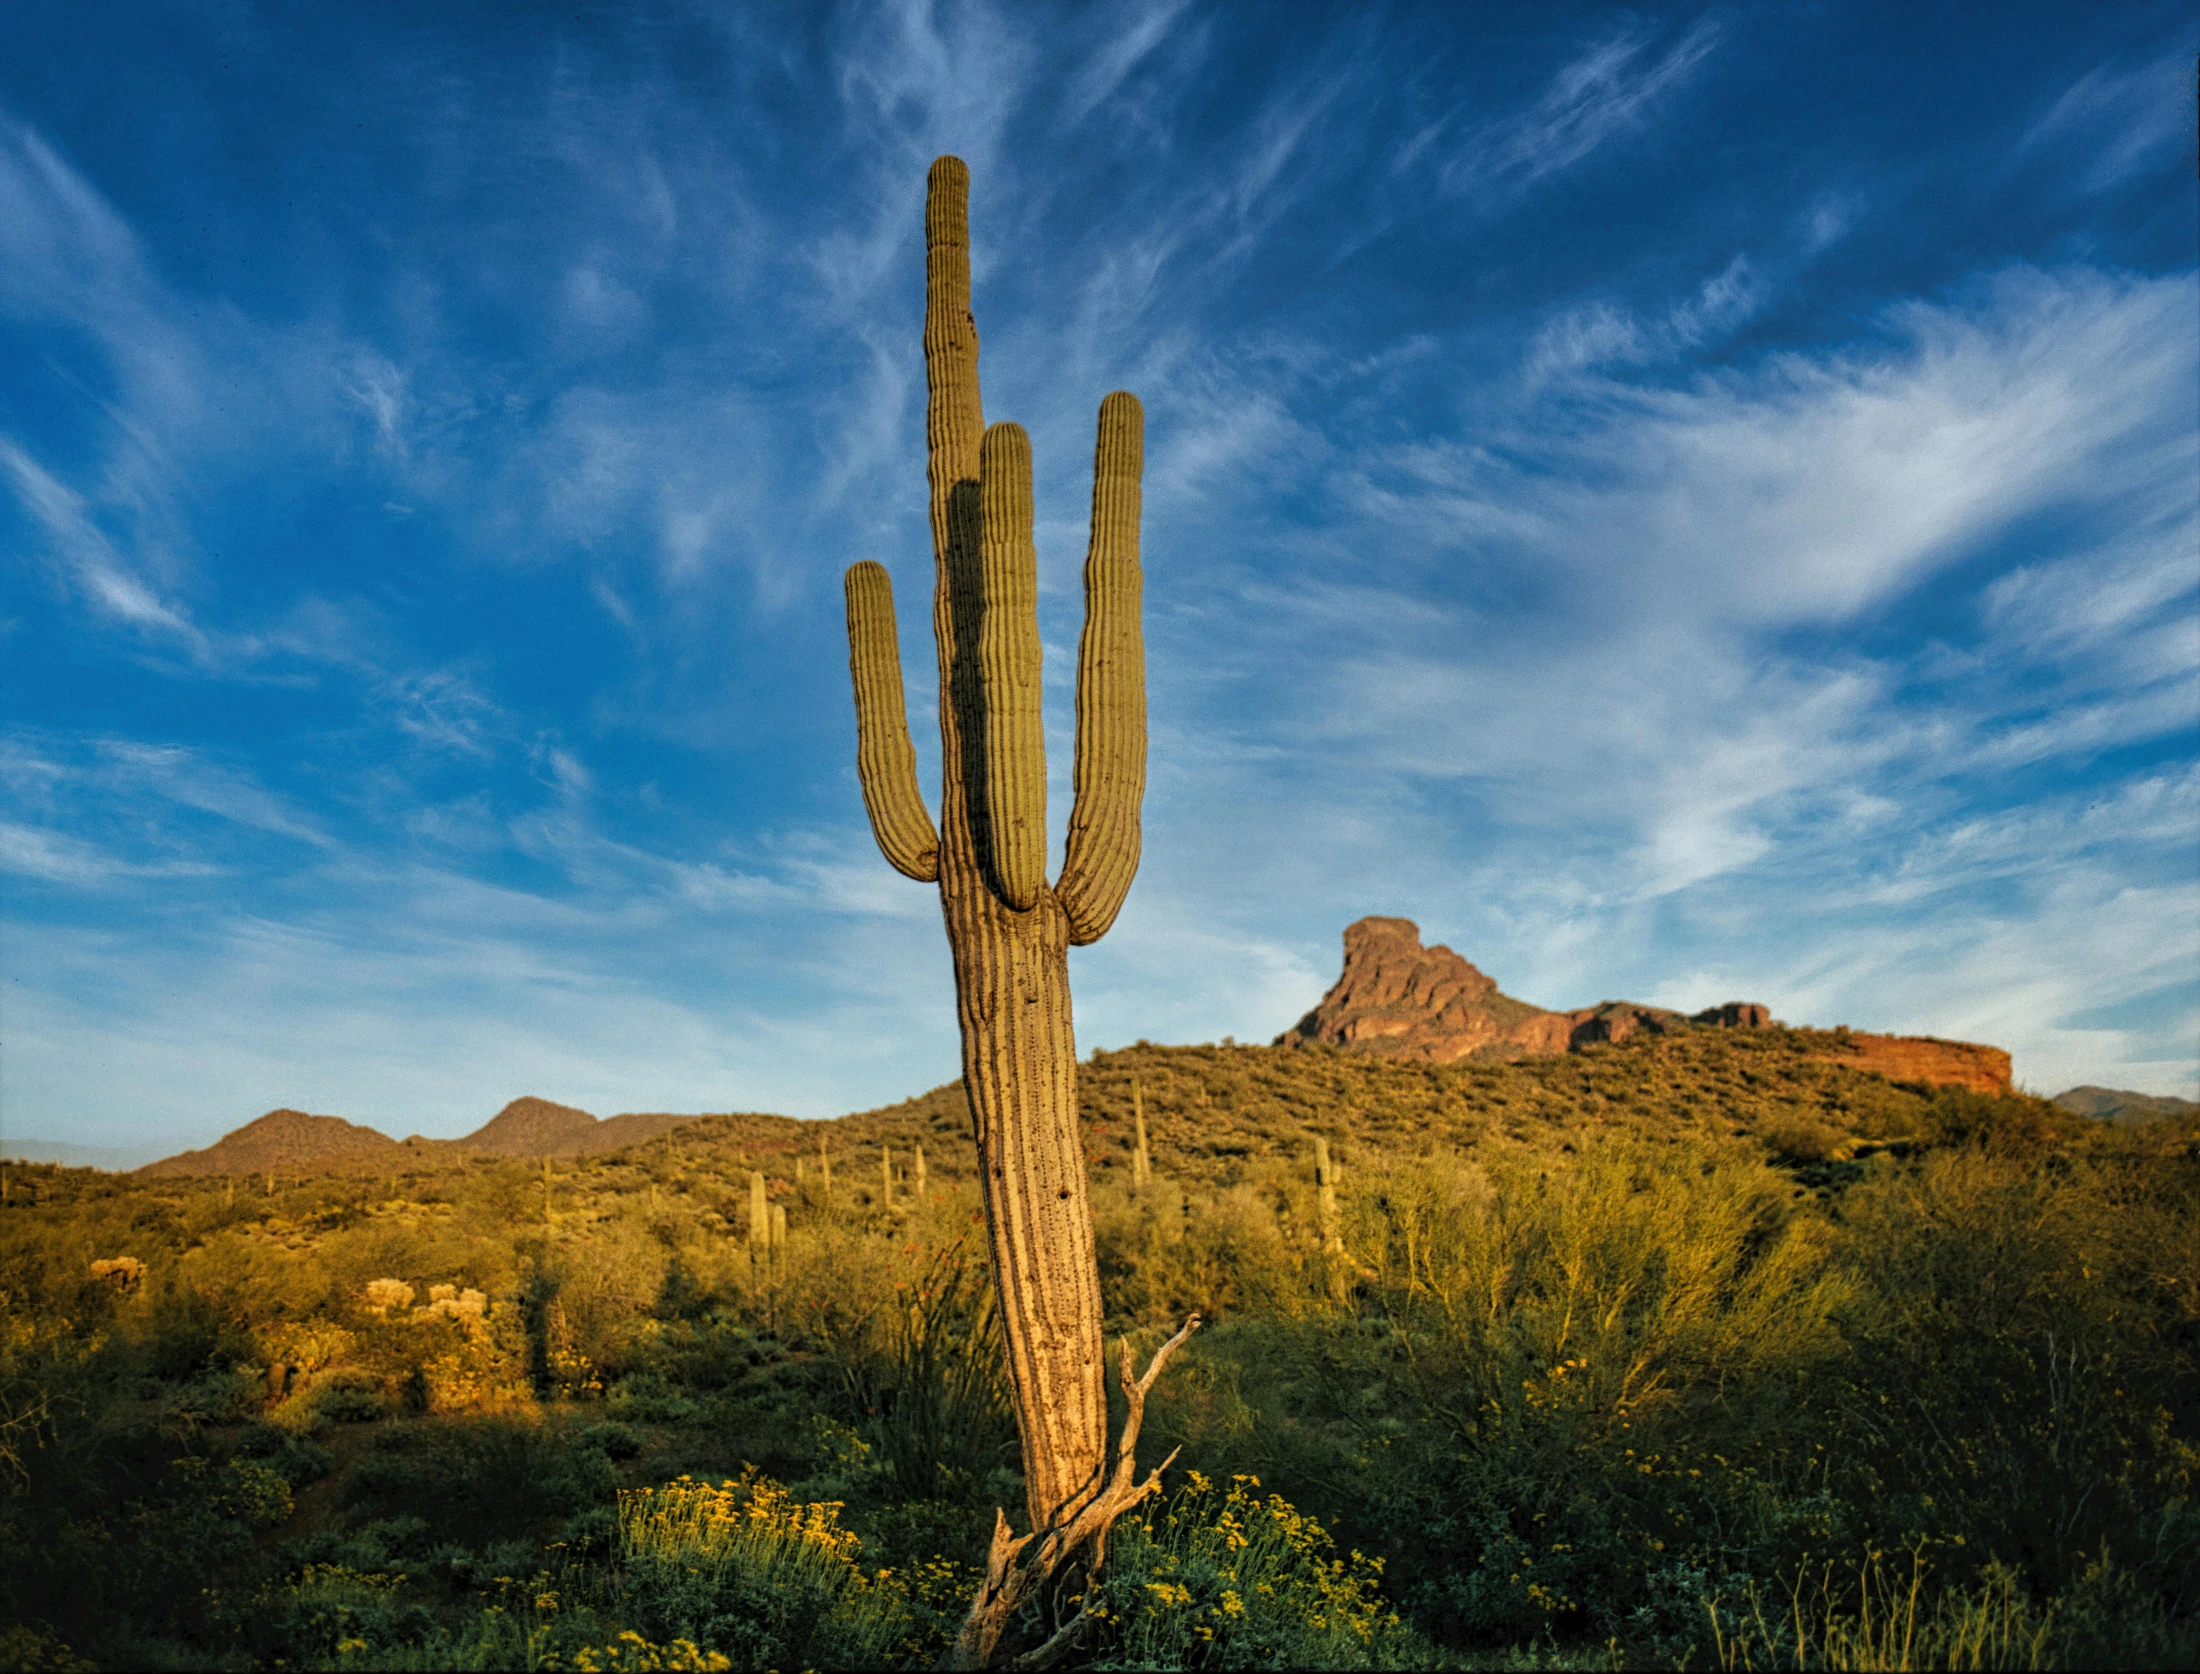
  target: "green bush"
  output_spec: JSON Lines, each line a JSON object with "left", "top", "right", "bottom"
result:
{"left": 236, "top": 1421, "right": 335, "bottom": 1486}
{"left": 1088, "top": 1471, "right": 1425, "bottom": 1669}
{"left": 576, "top": 1420, "right": 644, "bottom": 1460}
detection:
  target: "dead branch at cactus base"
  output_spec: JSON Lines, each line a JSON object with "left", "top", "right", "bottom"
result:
{"left": 942, "top": 1314, "right": 1201, "bottom": 1671}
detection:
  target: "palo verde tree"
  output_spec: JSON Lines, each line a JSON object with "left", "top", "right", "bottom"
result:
{"left": 842, "top": 156, "right": 1196, "bottom": 1668}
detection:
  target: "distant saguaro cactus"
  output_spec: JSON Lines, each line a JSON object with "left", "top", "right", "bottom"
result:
{"left": 843, "top": 155, "right": 1196, "bottom": 1667}
{"left": 1314, "top": 1136, "right": 1343, "bottom": 1254}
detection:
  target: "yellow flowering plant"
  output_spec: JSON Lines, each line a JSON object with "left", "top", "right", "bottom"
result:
{"left": 1086, "top": 1471, "right": 1423, "bottom": 1669}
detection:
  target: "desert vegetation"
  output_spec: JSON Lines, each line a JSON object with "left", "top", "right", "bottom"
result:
{"left": 2, "top": 1029, "right": 2195, "bottom": 1669}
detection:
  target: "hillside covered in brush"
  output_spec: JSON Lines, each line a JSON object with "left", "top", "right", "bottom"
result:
{"left": 2, "top": 1031, "right": 2194, "bottom": 1669}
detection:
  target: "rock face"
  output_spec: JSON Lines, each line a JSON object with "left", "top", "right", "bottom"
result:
{"left": 1274, "top": 917, "right": 1572, "bottom": 1063}
{"left": 1277, "top": 918, "right": 1782, "bottom": 1064}
{"left": 1283, "top": 918, "right": 2014, "bottom": 1094}
{"left": 1807, "top": 1034, "right": 2012, "bottom": 1095}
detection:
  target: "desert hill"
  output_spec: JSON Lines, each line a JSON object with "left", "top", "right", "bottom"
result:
{"left": 2054, "top": 1084, "right": 2200, "bottom": 1123}
{"left": 1279, "top": 916, "right": 2010, "bottom": 1093}
{"left": 456, "top": 1097, "right": 703, "bottom": 1160}
{"left": 134, "top": 1096, "right": 742, "bottom": 1178}
{"left": 134, "top": 1108, "right": 409, "bottom": 1179}
{"left": 613, "top": 1024, "right": 2095, "bottom": 1206}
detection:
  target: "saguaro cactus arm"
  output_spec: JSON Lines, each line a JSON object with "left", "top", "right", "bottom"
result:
{"left": 844, "top": 561, "right": 940, "bottom": 881}
{"left": 976, "top": 422, "right": 1047, "bottom": 910}
{"left": 1057, "top": 391, "right": 1146, "bottom": 944}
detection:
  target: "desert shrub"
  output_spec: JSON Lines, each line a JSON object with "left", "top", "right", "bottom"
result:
{"left": 543, "top": 1220, "right": 671, "bottom": 1381}
{"left": 364, "top": 1278, "right": 417, "bottom": 1313}
{"left": 166, "top": 1365, "right": 262, "bottom": 1425}
{"left": 1088, "top": 1471, "right": 1425, "bottom": 1669}
{"left": 577, "top": 1420, "right": 644, "bottom": 1460}
{"left": 1149, "top": 1139, "right": 1864, "bottom": 1644}
{"left": 1822, "top": 1146, "right": 2200, "bottom": 1602}
{"left": 1756, "top": 1110, "right": 1846, "bottom": 1164}
{"left": 608, "top": 1369, "right": 703, "bottom": 1425}
{"left": 208, "top": 1562, "right": 446, "bottom": 1668}
{"left": 615, "top": 1470, "right": 915, "bottom": 1668}
{"left": 832, "top": 1235, "right": 1014, "bottom": 1502}
{"left": 1098, "top": 1177, "right": 1305, "bottom": 1325}
{"left": 259, "top": 1317, "right": 357, "bottom": 1376}
{"left": 0, "top": 1305, "right": 99, "bottom": 1492}
{"left": 141, "top": 1281, "right": 252, "bottom": 1380}
{"left": 0, "top": 1623, "right": 96, "bottom": 1671}
{"left": 1691, "top": 1543, "right": 2200, "bottom": 1672}
{"left": 344, "top": 1418, "right": 620, "bottom": 1544}
{"left": 0, "top": 1447, "right": 287, "bottom": 1656}
{"left": 313, "top": 1380, "right": 390, "bottom": 1424}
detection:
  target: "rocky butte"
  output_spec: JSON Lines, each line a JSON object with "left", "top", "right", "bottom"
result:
{"left": 1278, "top": 916, "right": 2011, "bottom": 1094}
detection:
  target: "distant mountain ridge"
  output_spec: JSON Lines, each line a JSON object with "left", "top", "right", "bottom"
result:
{"left": 1279, "top": 916, "right": 2011, "bottom": 1093}
{"left": 0, "top": 1136, "right": 193, "bottom": 1171}
{"left": 2053, "top": 1085, "right": 2199, "bottom": 1124}
{"left": 132, "top": 1097, "right": 727, "bottom": 1178}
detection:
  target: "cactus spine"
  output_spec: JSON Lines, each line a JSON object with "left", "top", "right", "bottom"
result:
{"left": 845, "top": 158, "right": 1189, "bottom": 1656}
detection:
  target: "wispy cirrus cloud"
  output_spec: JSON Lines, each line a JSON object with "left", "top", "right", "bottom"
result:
{"left": 0, "top": 438, "right": 205, "bottom": 647}
{"left": 1411, "top": 14, "right": 1723, "bottom": 197}
{"left": 2019, "top": 47, "right": 2191, "bottom": 193}
{"left": 1523, "top": 253, "right": 1762, "bottom": 385}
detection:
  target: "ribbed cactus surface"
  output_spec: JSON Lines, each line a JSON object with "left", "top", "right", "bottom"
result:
{"left": 841, "top": 155, "right": 1147, "bottom": 1550}
{"left": 844, "top": 562, "right": 938, "bottom": 881}
{"left": 975, "top": 422, "right": 1047, "bottom": 909}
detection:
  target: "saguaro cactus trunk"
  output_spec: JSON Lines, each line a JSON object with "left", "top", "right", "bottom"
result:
{"left": 843, "top": 156, "right": 1194, "bottom": 1667}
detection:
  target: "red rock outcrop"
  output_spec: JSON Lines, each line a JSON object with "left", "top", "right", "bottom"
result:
{"left": 1275, "top": 917, "right": 1575, "bottom": 1063}
{"left": 1806, "top": 1032, "right": 2012, "bottom": 1094}
{"left": 1278, "top": 919, "right": 1998, "bottom": 1092}
{"left": 1566, "top": 1001, "right": 1694, "bottom": 1048}
{"left": 1694, "top": 1001, "right": 1773, "bottom": 1030}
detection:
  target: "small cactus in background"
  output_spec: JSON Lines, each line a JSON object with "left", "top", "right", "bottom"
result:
{"left": 843, "top": 156, "right": 1196, "bottom": 1667}
{"left": 1133, "top": 1078, "right": 1152, "bottom": 1189}
{"left": 363, "top": 1278, "right": 415, "bottom": 1313}
{"left": 89, "top": 1256, "right": 146, "bottom": 1289}
{"left": 1314, "top": 1136, "right": 1344, "bottom": 1255}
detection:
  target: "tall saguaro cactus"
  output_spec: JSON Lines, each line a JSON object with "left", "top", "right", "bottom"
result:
{"left": 843, "top": 156, "right": 1193, "bottom": 1667}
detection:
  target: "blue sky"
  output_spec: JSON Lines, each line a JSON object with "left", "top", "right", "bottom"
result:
{"left": 2, "top": 1, "right": 2194, "bottom": 1149}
